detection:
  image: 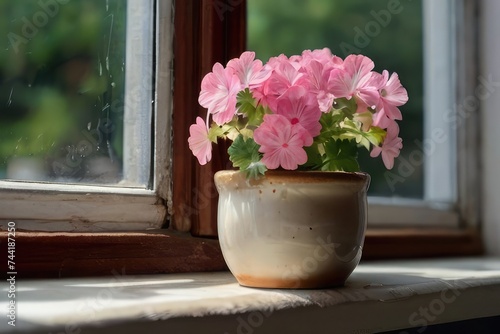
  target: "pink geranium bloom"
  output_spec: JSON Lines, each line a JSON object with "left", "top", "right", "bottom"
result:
{"left": 253, "top": 114, "right": 312, "bottom": 170}
{"left": 299, "top": 49, "right": 330, "bottom": 68}
{"left": 302, "top": 60, "right": 335, "bottom": 112}
{"left": 272, "top": 57, "right": 307, "bottom": 90}
{"left": 276, "top": 86, "right": 322, "bottom": 137}
{"left": 372, "top": 109, "right": 392, "bottom": 129}
{"left": 198, "top": 63, "right": 243, "bottom": 125}
{"left": 227, "top": 51, "right": 272, "bottom": 89}
{"left": 300, "top": 48, "right": 343, "bottom": 70}
{"left": 188, "top": 117, "right": 212, "bottom": 165}
{"left": 377, "top": 70, "right": 408, "bottom": 121}
{"left": 329, "top": 54, "right": 380, "bottom": 111}
{"left": 254, "top": 56, "right": 308, "bottom": 110}
{"left": 370, "top": 121, "right": 403, "bottom": 169}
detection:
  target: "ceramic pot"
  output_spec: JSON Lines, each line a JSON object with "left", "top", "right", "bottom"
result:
{"left": 214, "top": 170, "right": 370, "bottom": 289}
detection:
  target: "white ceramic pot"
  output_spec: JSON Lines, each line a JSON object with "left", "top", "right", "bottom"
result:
{"left": 214, "top": 170, "right": 370, "bottom": 289}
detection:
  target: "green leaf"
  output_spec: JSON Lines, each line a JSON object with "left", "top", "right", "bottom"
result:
{"left": 244, "top": 161, "right": 268, "bottom": 179}
{"left": 246, "top": 105, "right": 267, "bottom": 127}
{"left": 228, "top": 135, "right": 267, "bottom": 178}
{"left": 333, "top": 97, "right": 357, "bottom": 116}
{"left": 208, "top": 124, "right": 226, "bottom": 143}
{"left": 236, "top": 89, "right": 266, "bottom": 127}
{"left": 335, "top": 119, "right": 387, "bottom": 151}
{"left": 236, "top": 88, "right": 256, "bottom": 115}
{"left": 301, "top": 144, "right": 324, "bottom": 170}
{"left": 364, "top": 126, "right": 386, "bottom": 147}
{"left": 322, "top": 139, "right": 360, "bottom": 172}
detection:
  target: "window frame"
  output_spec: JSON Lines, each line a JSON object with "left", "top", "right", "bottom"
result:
{"left": 0, "top": 0, "right": 483, "bottom": 279}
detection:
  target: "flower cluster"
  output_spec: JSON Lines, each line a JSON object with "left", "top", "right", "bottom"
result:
{"left": 188, "top": 48, "right": 408, "bottom": 178}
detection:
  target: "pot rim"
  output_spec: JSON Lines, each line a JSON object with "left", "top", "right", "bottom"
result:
{"left": 214, "top": 169, "right": 370, "bottom": 187}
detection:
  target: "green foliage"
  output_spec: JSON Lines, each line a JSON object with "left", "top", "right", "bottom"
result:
{"left": 228, "top": 135, "right": 267, "bottom": 178}
{"left": 236, "top": 89, "right": 266, "bottom": 127}
{"left": 301, "top": 144, "right": 324, "bottom": 170}
{"left": 236, "top": 89, "right": 257, "bottom": 115}
{"left": 322, "top": 139, "right": 360, "bottom": 172}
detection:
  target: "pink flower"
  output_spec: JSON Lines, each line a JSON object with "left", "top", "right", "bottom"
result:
{"left": 329, "top": 54, "right": 380, "bottom": 110}
{"left": 188, "top": 117, "right": 212, "bottom": 165}
{"left": 198, "top": 63, "right": 243, "bottom": 125}
{"left": 299, "top": 48, "right": 331, "bottom": 67}
{"left": 302, "top": 59, "right": 335, "bottom": 112}
{"left": 370, "top": 122, "right": 403, "bottom": 169}
{"left": 253, "top": 55, "right": 308, "bottom": 110}
{"left": 372, "top": 109, "right": 392, "bottom": 129}
{"left": 227, "top": 51, "right": 272, "bottom": 89}
{"left": 276, "top": 86, "right": 322, "bottom": 137}
{"left": 253, "top": 114, "right": 312, "bottom": 170}
{"left": 300, "top": 48, "right": 343, "bottom": 70}
{"left": 376, "top": 70, "right": 408, "bottom": 121}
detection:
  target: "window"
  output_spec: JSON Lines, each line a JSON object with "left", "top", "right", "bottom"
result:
{"left": 0, "top": 0, "right": 172, "bottom": 230}
{"left": 2, "top": 0, "right": 482, "bottom": 278}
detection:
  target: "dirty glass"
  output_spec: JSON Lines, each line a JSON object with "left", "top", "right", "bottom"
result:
{"left": 248, "top": 0, "right": 423, "bottom": 198}
{"left": 0, "top": 0, "right": 126, "bottom": 184}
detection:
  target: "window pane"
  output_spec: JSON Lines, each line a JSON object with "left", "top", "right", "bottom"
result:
{"left": 247, "top": 0, "right": 423, "bottom": 198}
{"left": 0, "top": 0, "right": 126, "bottom": 184}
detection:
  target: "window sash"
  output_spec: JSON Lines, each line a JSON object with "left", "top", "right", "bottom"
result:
{"left": 423, "top": 0, "right": 457, "bottom": 203}
{"left": 367, "top": 0, "right": 478, "bottom": 229}
{"left": 123, "top": 0, "right": 155, "bottom": 187}
{"left": 0, "top": 0, "right": 174, "bottom": 231}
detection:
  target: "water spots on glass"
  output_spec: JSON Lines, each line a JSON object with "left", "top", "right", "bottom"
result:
{"left": 6, "top": 88, "right": 13, "bottom": 107}
{"left": 0, "top": 0, "right": 126, "bottom": 184}
{"left": 105, "top": 14, "right": 114, "bottom": 72}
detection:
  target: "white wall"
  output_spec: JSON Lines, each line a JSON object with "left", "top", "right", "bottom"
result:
{"left": 481, "top": 0, "right": 500, "bottom": 255}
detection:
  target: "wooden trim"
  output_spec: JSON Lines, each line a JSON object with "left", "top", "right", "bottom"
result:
{"left": 171, "top": 0, "right": 246, "bottom": 236}
{"left": 456, "top": 0, "right": 480, "bottom": 229}
{"left": 362, "top": 228, "right": 483, "bottom": 259}
{"left": 0, "top": 188, "right": 165, "bottom": 231}
{"left": 2, "top": 231, "right": 226, "bottom": 278}
{"left": 2, "top": 228, "right": 482, "bottom": 278}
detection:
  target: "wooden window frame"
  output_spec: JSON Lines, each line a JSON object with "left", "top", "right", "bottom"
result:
{"left": 0, "top": 0, "right": 483, "bottom": 279}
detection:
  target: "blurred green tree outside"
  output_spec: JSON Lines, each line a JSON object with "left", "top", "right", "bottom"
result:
{"left": 248, "top": 0, "right": 423, "bottom": 198}
{"left": 0, "top": 0, "right": 126, "bottom": 183}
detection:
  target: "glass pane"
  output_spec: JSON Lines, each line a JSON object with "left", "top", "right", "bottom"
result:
{"left": 0, "top": 0, "right": 126, "bottom": 184}
{"left": 247, "top": 0, "right": 423, "bottom": 198}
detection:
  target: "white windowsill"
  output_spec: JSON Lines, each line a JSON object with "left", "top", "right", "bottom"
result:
{"left": 7, "top": 257, "right": 500, "bottom": 334}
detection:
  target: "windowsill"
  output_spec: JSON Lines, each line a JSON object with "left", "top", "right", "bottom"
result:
{"left": 11, "top": 257, "right": 500, "bottom": 334}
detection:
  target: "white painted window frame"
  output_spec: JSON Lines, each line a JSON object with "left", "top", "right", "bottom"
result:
{"left": 0, "top": 0, "right": 174, "bottom": 231}
{"left": 368, "top": 0, "right": 479, "bottom": 228}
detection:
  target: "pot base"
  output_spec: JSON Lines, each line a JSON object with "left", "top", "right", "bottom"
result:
{"left": 235, "top": 274, "right": 346, "bottom": 289}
